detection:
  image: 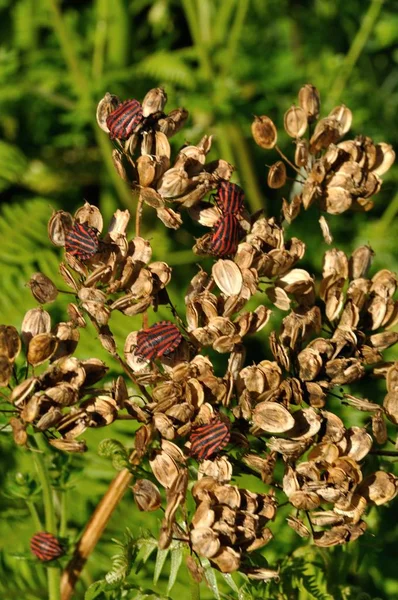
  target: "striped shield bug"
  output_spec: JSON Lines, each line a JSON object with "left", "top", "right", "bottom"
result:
{"left": 209, "top": 213, "right": 240, "bottom": 257}
{"left": 30, "top": 532, "right": 64, "bottom": 562}
{"left": 136, "top": 321, "right": 182, "bottom": 360}
{"left": 215, "top": 181, "right": 245, "bottom": 216}
{"left": 189, "top": 415, "right": 230, "bottom": 460}
{"left": 106, "top": 99, "right": 144, "bottom": 140}
{"left": 65, "top": 222, "right": 99, "bottom": 261}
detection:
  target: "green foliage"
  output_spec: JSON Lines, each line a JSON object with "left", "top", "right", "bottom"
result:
{"left": 97, "top": 439, "right": 132, "bottom": 472}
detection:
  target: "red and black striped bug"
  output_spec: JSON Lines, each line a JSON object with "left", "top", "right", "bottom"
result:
{"left": 215, "top": 181, "right": 245, "bottom": 216}
{"left": 30, "top": 532, "right": 64, "bottom": 562}
{"left": 106, "top": 99, "right": 144, "bottom": 140}
{"left": 208, "top": 213, "right": 240, "bottom": 257}
{"left": 65, "top": 221, "right": 99, "bottom": 261}
{"left": 189, "top": 415, "right": 231, "bottom": 461}
{"left": 136, "top": 321, "right": 182, "bottom": 361}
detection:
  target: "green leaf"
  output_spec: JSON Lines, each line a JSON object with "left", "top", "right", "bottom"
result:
{"left": 167, "top": 545, "right": 183, "bottom": 593}
{"left": 200, "top": 558, "right": 220, "bottom": 600}
{"left": 84, "top": 580, "right": 108, "bottom": 600}
{"left": 153, "top": 547, "right": 169, "bottom": 586}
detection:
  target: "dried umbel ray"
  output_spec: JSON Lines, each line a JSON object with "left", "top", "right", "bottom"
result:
{"left": 1, "top": 84, "right": 397, "bottom": 593}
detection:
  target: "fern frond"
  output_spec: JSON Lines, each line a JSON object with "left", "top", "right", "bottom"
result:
{"left": 97, "top": 439, "right": 131, "bottom": 471}
{"left": 133, "top": 52, "right": 195, "bottom": 89}
{"left": 105, "top": 529, "right": 137, "bottom": 586}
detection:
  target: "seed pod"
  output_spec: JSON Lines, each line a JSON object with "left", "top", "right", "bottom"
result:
{"left": 215, "top": 181, "right": 245, "bottom": 215}
{"left": 251, "top": 115, "right": 277, "bottom": 149}
{"left": 142, "top": 87, "right": 167, "bottom": 117}
{"left": 48, "top": 210, "right": 74, "bottom": 247}
{"left": 189, "top": 416, "right": 230, "bottom": 460}
{"left": 27, "top": 273, "right": 58, "bottom": 304}
{"left": 106, "top": 99, "right": 144, "bottom": 140}
{"left": 21, "top": 308, "right": 51, "bottom": 346}
{"left": 0, "top": 325, "right": 21, "bottom": 362}
{"left": 212, "top": 260, "right": 243, "bottom": 296}
{"left": 30, "top": 532, "right": 64, "bottom": 562}
{"left": 294, "top": 139, "right": 309, "bottom": 167}
{"left": 96, "top": 92, "right": 120, "bottom": 133}
{"left": 132, "top": 479, "right": 162, "bottom": 511}
{"left": 27, "top": 333, "right": 58, "bottom": 366}
{"left": 157, "top": 108, "right": 189, "bottom": 137}
{"left": 136, "top": 321, "right": 182, "bottom": 360}
{"left": 209, "top": 214, "right": 240, "bottom": 257}
{"left": 284, "top": 105, "right": 307, "bottom": 138}
{"left": 298, "top": 84, "right": 320, "bottom": 122}
{"left": 267, "top": 161, "right": 286, "bottom": 189}
{"left": 328, "top": 104, "right": 352, "bottom": 135}
{"left": 65, "top": 222, "right": 99, "bottom": 261}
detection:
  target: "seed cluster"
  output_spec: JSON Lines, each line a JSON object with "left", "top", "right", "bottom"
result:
{"left": 1, "top": 84, "right": 397, "bottom": 582}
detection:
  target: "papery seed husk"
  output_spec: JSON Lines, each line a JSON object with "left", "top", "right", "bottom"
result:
{"left": 132, "top": 479, "right": 162, "bottom": 511}
{"left": 289, "top": 490, "right": 320, "bottom": 510}
{"left": 96, "top": 92, "right": 120, "bottom": 133}
{"left": 210, "top": 546, "right": 241, "bottom": 573}
{"left": 36, "top": 406, "right": 63, "bottom": 430}
{"left": 28, "top": 273, "right": 58, "bottom": 304}
{"left": 345, "top": 426, "right": 372, "bottom": 461}
{"left": 313, "top": 527, "right": 348, "bottom": 547}
{"left": 27, "top": 333, "right": 58, "bottom": 366}
{"left": 253, "top": 401, "right": 295, "bottom": 433}
{"left": 251, "top": 115, "right": 277, "bottom": 149}
{"left": 383, "top": 391, "right": 398, "bottom": 424}
{"left": 284, "top": 105, "right": 307, "bottom": 138}
{"left": 328, "top": 105, "right": 352, "bottom": 134}
{"left": 149, "top": 451, "right": 180, "bottom": 489}
{"left": 75, "top": 202, "right": 103, "bottom": 233}
{"left": 212, "top": 260, "right": 243, "bottom": 296}
{"left": 371, "top": 143, "right": 395, "bottom": 176}
{"left": 48, "top": 210, "right": 73, "bottom": 247}
{"left": 142, "top": 87, "right": 167, "bottom": 117}
{"left": 10, "top": 417, "right": 28, "bottom": 446}
{"left": 22, "top": 308, "right": 51, "bottom": 346}
{"left": 49, "top": 438, "right": 87, "bottom": 452}
{"left": 267, "top": 161, "right": 287, "bottom": 189}
{"left": 358, "top": 471, "right": 397, "bottom": 505}
{"left": 0, "top": 325, "right": 20, "bottom": 364}
{"left": 294, "top": 140, "right": 309, "bottom": 167}
{"left": 11, "top": 377, "right": 38, "bottom": 405}
{"left": 286, "top": 516, "right": 310, "bottom": 538}
{"left": 44, "top": 383, "right": 78, "bottom": 406}
{"left": 245, "top": 567, "right": 279, "bottom": 581}
{"left": 190, "top": 527, "right": 220, "bottom": 559}
{"left": 298, "top": 84, "right": 320, "bottom": 122}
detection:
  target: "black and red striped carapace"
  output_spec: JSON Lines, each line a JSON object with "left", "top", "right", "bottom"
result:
{"left": 106, "top": 99, "right": 144, "bottom": 140}
{"left": 216, "top": 182, "right": 245, "bottom": 216}
{"left": 30, "top": 532, "right": 64, "bottom": 562}
{"left": 209, "top": 213, "right": 240, "bottom": 257}
{"left": 65, "top": 221, "right": 99, "bottom": 261}
{"left": 190, "top": 416, "right": 231, "bottom": 460}
{"left": 136, "top": 321, "right": 182, "bottom": 361}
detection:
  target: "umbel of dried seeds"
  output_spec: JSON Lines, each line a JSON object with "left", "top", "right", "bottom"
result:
{"left": 0, "top": 83, "right": 397, "bottom": 583}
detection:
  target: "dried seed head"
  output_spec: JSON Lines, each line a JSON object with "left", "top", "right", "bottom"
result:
{"left": 294, "top": 139, "right": 309, "bottom": 167}
{"left": 27, "top": 273, "right": 59, "bottom": 304}
{"left": 131, "top": 479, "right": 162, "bottom": 511}
{"left": 96, "top": 92, "right": 120, "bottom": 133}
{"left": 267, "top": 161, "right": 287, "bottom": 189}
{"left": 0, "top": 325, "right": 21, "bottom": 362}
{"left": 251, "top": 116, "right": 277, "bottom": 149}
{"left": 284, "top": 105, "right": 307, "bottom": 138}
{"left": 142, "top": 87, "right": 167, "bottom": 117}
{"left": 21, "top": 308, "right": 51, "bottom": 346}
{"left": 253, "top": 401, "right": 295, "bottom": 433}
{"left": 75, "top": 202, "right": 103, "bottom": 233}
{"left": 328, "top": 104, "right": 352, "bottom": 135}
{"left": 48, "top": 210, "right": 73, "bottom": 247}
{"left": 298, "top": 84, "right": 320, "bottom": 122}
{"left": 27, "top": 333, "right": 58, "bottom": 366}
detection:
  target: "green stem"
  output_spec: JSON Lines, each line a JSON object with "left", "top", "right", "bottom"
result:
{"left": 26, "top": 500, "right": 43, "bottom": 531}
{"left": 190, "top": 577, "right": 200, "bottom": 600}
{"left": 46, "top": 0, "right": 133, "bottom": 209}
{"left": 374, "top": 191, "right": 398, "bottom": 236}
{"left": 227, "top": 123, "right": 265, "bottom": 213}
{"left": 328, "top": 0, "right": 384, "bottom": 106}
{"left": 33, "top": 436, "right": 60, "bottom": 600}
{"left": 181, "top": 0, "right": 213, "bottom": 80}
{"left": 59, "top": 489, "right": 68, "bottom": 538}
{"left": 220, "top": 0, "right": 249, "bottom": 81}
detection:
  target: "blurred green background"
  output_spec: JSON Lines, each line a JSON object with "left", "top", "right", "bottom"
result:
{"left": 0, "top": 0, "right": 397, "bottom": 598}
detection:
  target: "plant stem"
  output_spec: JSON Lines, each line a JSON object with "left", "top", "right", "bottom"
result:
{"left": 59, "top": 490, "right": 68, "bottom": 538}
{"left": 328, "top": 0, "right": 384, "bottom": 106}
{"left": 26, "top": 500, "right": 43, "bottom": 531}
{"left": 190, "top": 578, "right": 201, "bottom": 600}
{"left": 181, "top": 0, "right": 213, "bottom": 80}
{"left": 60, "top": 467, "right": 133, "bottom": 600}
{"left": 369, "top": 450, "right": 398, "bottom": 457}
{"left": 374, "top": 191, "right": 398, "bottom": 236}
{"left": 33, "top": 436, "right": 61, "bottom": 600}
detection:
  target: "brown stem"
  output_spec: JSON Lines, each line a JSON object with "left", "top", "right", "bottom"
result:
{"left": 275, "top": 145, "right": 302, "bottom": 176}
{"left": 135, "top": 194, "right": 144, "bottom": 237}
{"left": 369, "top": 450, "right": 398, "bottom": 457}
{"left": 60, "top": 466, "right": 134, "bottom": 600}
